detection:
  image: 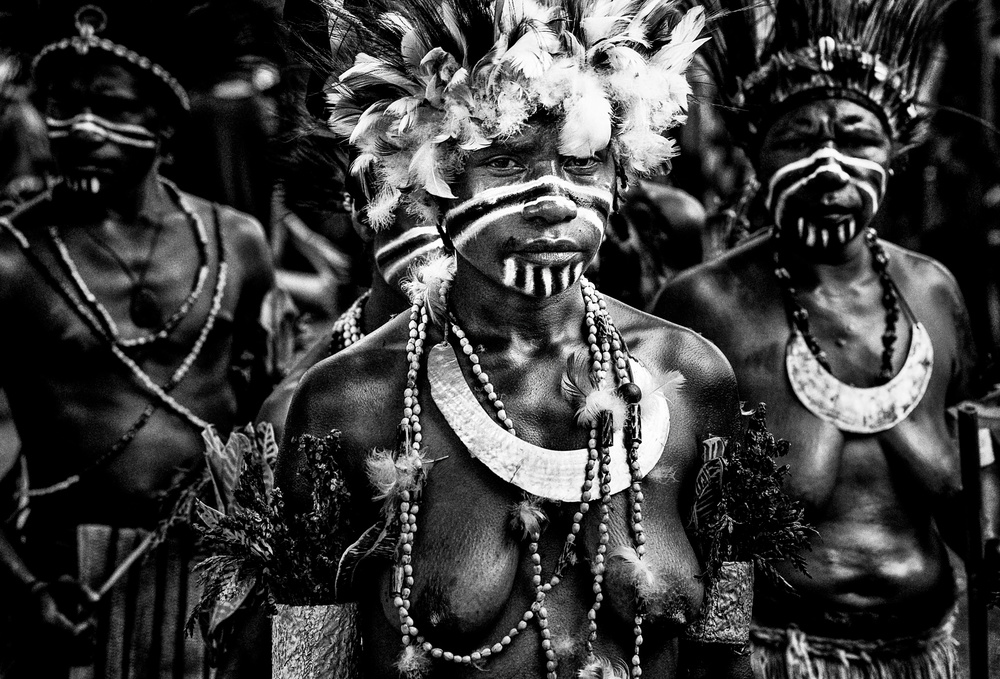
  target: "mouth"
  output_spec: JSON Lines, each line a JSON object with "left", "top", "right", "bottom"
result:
{"left": 795, "top": 214, "right": 858, "bottom": 247}
{"left": 515, "top": 239, "right": 583, "bottom": 264}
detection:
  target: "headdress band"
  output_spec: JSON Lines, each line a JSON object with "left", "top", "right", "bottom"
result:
{"left": 32, "top": 5, "right": 190, "bottom": 112}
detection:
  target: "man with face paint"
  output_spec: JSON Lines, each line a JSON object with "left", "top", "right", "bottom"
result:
{"left": 653, "top": 2, "right": 1000, "bottom": 677}
{"left": 262, "top": 1, "right": 756, "bottom": 677}
{"left": 0, "top": 3, "right": 274, "bottom": 677}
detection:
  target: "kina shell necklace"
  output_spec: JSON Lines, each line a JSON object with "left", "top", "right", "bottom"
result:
{"left": 386, "top": 268, "right": 657, "bottom": 678}
{"left": 774, "top": 227, "right": 933, "bottom": 433}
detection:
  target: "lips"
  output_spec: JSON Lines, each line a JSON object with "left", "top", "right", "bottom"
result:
{"left": 515, "top": 238, "right": 583, "bottom": 264}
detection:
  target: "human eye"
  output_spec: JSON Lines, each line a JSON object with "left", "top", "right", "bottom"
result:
{"left": 564, "top": 155, "right": 601, "bottom": 174}
{"left": 482, "top": 155, "right": 523, "bottom": 175}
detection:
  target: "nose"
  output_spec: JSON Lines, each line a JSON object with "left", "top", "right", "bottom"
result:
{"left": 69, "top": 112, "right": 108, "bottom": 144}
{"left": 812, "top": 154, "right": 850, "bottom": 191}
{"left": 521, "top": 195, "right": 578, "bottom": 224}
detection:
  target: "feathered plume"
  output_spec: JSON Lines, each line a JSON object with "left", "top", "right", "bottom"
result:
{"left": 401, "top": 250, "right": 456, "bottom": 324}
{"left": 693, "top": 0, "right": 955, "bottom": 151}
{"left": 396, "top": 644, "right": 432, "bottom": 678}
{"left": 610, "top": 545, "right": 661, "bottom": 601}
{"left": 578, "top": 655, "right": 630, "bottom": 679}
{"left": 509, "top": 495, "right": 548, "bottom": 540}
{"left": 320, "top": 0, "right": 709, "bottom": 228}
{"left": 366, "top": 447, "right": 428, "bottom": 501}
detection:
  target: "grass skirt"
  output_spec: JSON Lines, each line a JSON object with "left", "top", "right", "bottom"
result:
{"left": 750, "top": 612, "right": 959, "bottom": 679}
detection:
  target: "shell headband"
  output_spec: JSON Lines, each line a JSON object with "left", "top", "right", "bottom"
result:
{"left": 32, "top": 4, "right": 190, "bottom": 112}
{"left": 325, "top": 0, "right": 709, "bottom": 229}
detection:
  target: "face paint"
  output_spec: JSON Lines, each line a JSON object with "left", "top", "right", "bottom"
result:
{"left": 47, "top": 113, "right": 157, "bottom": 149}
{"left": 443, "top": 176, "right": 613, "bottom": 297}
{"left": 48, "top": 113, "right": 158, "bottom": 196}
{"left": 765, "top": 147, "right": 887, "bottom": 249}
{"left": 502, "top": 259, "right": 587, "bottom": 297}
{"left": 374, "top": 224, "right": 444, "bottom": 291}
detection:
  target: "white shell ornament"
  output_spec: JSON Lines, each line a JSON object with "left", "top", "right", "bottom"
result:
{"left": 428, "top": 343, "right": 671, "bottom": 502}
{"left": 785, "top": 322, "right": 934, "bottom": 434}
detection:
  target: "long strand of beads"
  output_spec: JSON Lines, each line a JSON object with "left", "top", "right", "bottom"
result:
{"left": 48, "top": 178, "right": 211, "bottom": 348}
{"left": 583, "top": 277, "right": 647, "bottom": 678}
{"left": 330, "top": 290, "right": 369, "bottom": 353}
{"left": 394, "top": 279, "right": 649, "bottom": 677}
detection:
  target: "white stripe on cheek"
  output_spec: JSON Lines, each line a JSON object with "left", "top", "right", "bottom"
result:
{"left": 503, "top": 258, "right": 517, "bottom": 288}
{"left": 451, "top": 204, "right": 523, "bottom": 251}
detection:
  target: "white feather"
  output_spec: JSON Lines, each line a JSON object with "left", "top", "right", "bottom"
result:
{"left": 396, "top": 645, "right": 431, "bottom": 678}
{"left": 577, "top": 387, "right": 627, "bottom": 429}
{"left": 509, "top": 498, "right": 547, "bottom": 540}
{"left": 559, "top": 83, "right": 613, "bottom": 158}
{"left": 408, "top": 141, "right": 456, "bottom": 199}
{"left": 578, "top": 655, "right": 630, "bottom": 679}
{"left": 610, "top": 545, "right": 660, "bottom": 600}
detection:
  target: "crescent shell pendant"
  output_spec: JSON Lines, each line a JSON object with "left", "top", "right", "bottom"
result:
{"left": 428, "top": 343, "right": 670, "bottom": 502}
{"left": 785, "top": 322, "right": 934, "bottom": 434}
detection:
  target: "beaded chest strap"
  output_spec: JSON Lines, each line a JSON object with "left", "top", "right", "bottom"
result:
{"left": 428, "top": 342, "right": 670, "bottom": 502}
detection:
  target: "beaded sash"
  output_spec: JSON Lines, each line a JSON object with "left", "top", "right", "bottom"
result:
{"left": 785, "top": 322, "right": 934, "bottom": 434}
{"left": 428, "top": 342, "right": 670, "bottom": 502}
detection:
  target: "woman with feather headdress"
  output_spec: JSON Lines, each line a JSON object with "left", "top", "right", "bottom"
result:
{"left": 210, "top": 0, "right": 765, "bottom": 676}
{"left": 653, "top": 0, "right": 1000, "bottom": 677}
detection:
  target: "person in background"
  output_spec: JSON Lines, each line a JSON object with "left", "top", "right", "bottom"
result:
{"left": 653, "top": 0, "right": 1000, "bottom": 676}
{"left": 0, "top": 2, "right": 274, "bottom": 676}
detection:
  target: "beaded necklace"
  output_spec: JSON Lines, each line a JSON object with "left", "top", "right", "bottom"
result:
{"left": 772, "top": 227, "right": 900, "bottom": 384}
{"left": 392, "top": 276, "right": 648, "bottom": 678}
{"left": 329, "top": 291, "right": 370, "bottom": 353}
{"left": 48, "top": 178, "right": 211, "bottom": 348}
{"left": 0, "top": 187, "right": 228, "bottom": 495}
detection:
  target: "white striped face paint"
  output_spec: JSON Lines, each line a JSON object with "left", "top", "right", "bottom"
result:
{"left": 760, "top": 100, "right": 891, "bottom": 251}
{"left": 373, "top": 224, "right": 444, "bottom": 291}
{"left": 444, "top": 176, "right": 614, "bottom": 297}
{"left": 47, "top": 113, "right": 157, "bottom": 149}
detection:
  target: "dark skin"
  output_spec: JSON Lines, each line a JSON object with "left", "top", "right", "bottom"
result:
{"left": 653, "top": 99, "right": 1000, "bottom": 635}
{"left": 278, "top": 122, "right": 749, "bottom": 678}
{"left": 0, "top": 55, "right": 274, "bottom": 664}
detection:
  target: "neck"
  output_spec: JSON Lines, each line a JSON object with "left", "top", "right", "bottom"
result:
{"left": 362, "top": 270, "right": 410, "bottom": 334}
{"left": 448, "top": 257, "right": 586, "bottom": 353}
{"left": 774, "top": 228, "right": 876, "bottom": 289}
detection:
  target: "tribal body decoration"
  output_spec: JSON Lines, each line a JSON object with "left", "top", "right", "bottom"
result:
{"left": 765, "top": 147, "right": 888, "bottom": 249}
{"left": 325, "top": 0, "right": 708, "bottom": 229}
{"left": 442, "top": 176, "right": 612, "bottom": 296}
{"left": 373, "top": 224, "right": 444, "bottom": 291}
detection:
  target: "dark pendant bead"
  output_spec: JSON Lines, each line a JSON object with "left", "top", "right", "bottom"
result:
{"left": 625, "top": 404, "right": 642, "bottom": 447}
{"left": 598, "top": 411, "right": 615, "bottom": 448}
{"left": 617, "top": 382, "right": 643, "bottom": 405}
{"left": 130, "top": 286, "right": 162, "bottom": 329}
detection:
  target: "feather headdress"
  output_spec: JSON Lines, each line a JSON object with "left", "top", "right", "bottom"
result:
{"left": 323, "top": 0, "right": 709, "bottom": 229}
{"left": 694, "top": 0, "right": 954, "bottom": 153}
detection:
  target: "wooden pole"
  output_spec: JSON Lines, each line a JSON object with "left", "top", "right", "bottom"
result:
{"left": 960, "top": 402, "right": 989, "bottom": 679}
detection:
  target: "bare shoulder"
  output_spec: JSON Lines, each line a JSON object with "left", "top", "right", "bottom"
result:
{"left": 181, "top": 191, "right": 271, "bottom": 273}
{"left": 0, "top": 195, "right": 54, "bottom": 297}
{"left": 884, "top": 241, "right": 964, "bottom": 307}
{"left": 277, "top": 313, "right": 411, "bottom": 507}
{"left": 651, "top": 231, "right": 772, "bottom": 328}
{"left": 605, "top": 298, "right": 739, "bottom": 440}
